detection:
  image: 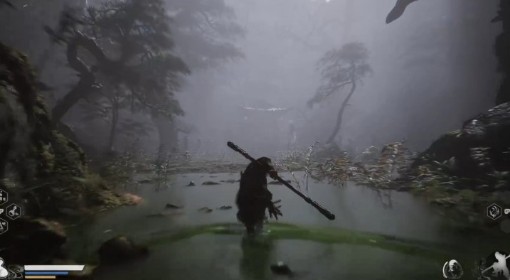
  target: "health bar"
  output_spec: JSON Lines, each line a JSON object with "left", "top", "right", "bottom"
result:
{"left": 24, "top": 265, "right": 85, "bottom": 271}
{"left": 25, "top": 272, "right": 69, "bottom": 275}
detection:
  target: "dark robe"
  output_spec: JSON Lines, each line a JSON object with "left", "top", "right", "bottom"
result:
{"left": 236, "top": 157, "right": 274, "bottom": 232}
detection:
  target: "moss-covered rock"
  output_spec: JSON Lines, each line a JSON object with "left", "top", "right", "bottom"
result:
{"left": 97, "top": 236, "right": 149, "bottom": 265}
{"left": 412, "top": 102, "right": 510, "bottom": 189}
{"left": 0, "top": 40, "right": 125, "bottom": 219}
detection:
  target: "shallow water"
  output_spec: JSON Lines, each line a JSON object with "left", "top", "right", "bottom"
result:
{"left": 67, "top": 172, "right": 508, "bottom": 280}
{"left": 94, "top": 234, "right": 441, "bottom": 280}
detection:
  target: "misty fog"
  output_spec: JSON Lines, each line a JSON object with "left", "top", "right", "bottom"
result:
{"left": 177, "top": 0, "right": 500, "bottom": 156}
{"left": 0, "top": 0, "right": 501, "bottom": 157}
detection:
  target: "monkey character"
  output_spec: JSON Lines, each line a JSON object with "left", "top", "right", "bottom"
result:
{"left": 236, "top": 157, "right": 282, "bottom": 234}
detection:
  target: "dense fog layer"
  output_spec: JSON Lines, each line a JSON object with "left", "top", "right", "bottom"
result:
{"left": 178, "top": 0, "right": 500, "bottom": 155}
{"left": 0, "top": 0, "right": 501, "bottom": 157}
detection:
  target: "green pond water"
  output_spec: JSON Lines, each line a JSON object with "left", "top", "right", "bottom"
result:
{"left": 67, "top": 172, "right": 508, "bottom": 280}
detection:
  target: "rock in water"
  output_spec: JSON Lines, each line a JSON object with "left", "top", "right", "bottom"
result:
{"left": 165, "top": 203, "right": 181, "bottom": 209}
{"left": 220, "top": 179, "right": 237, "bottom": 183}
{"left": 98, "top": 236, "right": 148, "bottom": 265}
{"left": 186, "top": 181, "right": 195, "bottom": 186}
{"left": 202, "top": 181, "right": 220, "bottom": 185}
{"left": 218, "top": 205, "right": 232, "bottom": 210}
{"left": 270, "top": 261, "right": 292, "bottom": 275}
{"left": 198, "top": 207, "right": 213, "bottom": 213}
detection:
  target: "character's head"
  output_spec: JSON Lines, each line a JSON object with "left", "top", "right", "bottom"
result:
{"left": 254, "top": 157, "right": 273, "bottom": 172}
{"left": 495, "top": 252, "right": 506, "bottom": 261}
{"left": 256, "top": 157, "right": 271, "bottom": 165}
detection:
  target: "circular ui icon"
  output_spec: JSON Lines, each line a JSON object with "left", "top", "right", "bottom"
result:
{"left": 442, "top": 259, "right": 463, "bottom": 279}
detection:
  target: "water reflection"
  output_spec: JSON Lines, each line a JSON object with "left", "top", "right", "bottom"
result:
{"left": 69, "top": 172, "right": 507, "bottom": 261}
{"left": 239, "top": 236, "right": 274, "bottom": 280}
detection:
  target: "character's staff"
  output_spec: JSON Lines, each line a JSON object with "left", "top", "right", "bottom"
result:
{"left": 227, "top": 141, "right": 336, "bottom": 221}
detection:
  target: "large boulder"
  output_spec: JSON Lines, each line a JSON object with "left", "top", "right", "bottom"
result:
{"left": 97, "top": 236, "right": 148, "bottom": 265}
{"left": 0, "top": 217, "right": 67, "bottom": 264}
{"left": 413, "top": 102, "right": 510, "bottom": 179}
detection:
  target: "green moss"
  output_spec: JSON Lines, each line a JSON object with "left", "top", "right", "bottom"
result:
{"left": 458, "top": 189, "right": 477, "bottom": 202}
{"left": 415, "top": 181, "right": 449, "bottom": 199}
{"left": 446, "top": 129, "right": 462, "bottom": 137}
{"left": 39, "top": 143, "right": 55, "bottom": 171}
{"left": 49, "top": 132, "right": 85, "bottom": 174}
{"left": 146, "top": 223, "right": 447, "bottom": 261}
{"left": 0, "top": 41, "right": 125, "bottom": 220}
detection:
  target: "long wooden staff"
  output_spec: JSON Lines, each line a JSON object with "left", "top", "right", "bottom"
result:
{"left": 227, "top": 141, "right": 335, "bottom": 220}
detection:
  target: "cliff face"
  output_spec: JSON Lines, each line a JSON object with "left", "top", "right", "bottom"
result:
{"left": 409, "top": 1, "right": 510, "bottom": 188}
{"left": 495, "top": 0, "right": 510, "bottom": 105}
{"left": 0, "top": 40, "right": 136, "bottom": 264}
{"left": 0, "top": 42, "right": 124, "bottom": 218}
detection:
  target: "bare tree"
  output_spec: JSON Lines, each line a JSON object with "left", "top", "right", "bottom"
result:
{"left": 308, "top": 42, "right": 371, "bottom": 145}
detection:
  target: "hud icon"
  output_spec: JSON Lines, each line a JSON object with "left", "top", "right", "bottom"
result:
{"left": 487, "top": 203, "right": 503, "bottom": 220}
{"left": 477, "top": 251, "right": 510, "bottom": 280}
{"left": 0, "top": 189, "right": 7, "bottom": 205}
{"left": 442, "top": 259, "right": 463, "bottom": 279}
{"left": 0, "top": 218, "right": 8, "bottom": 235}
{"left": 6, "top": 204, "right": 21, "bottom": 220}
{"left": 6, "top": 265, "right": 24, "bottom": 279}
{"left": 0, "top": 258, "right": 8, "bottom": 279}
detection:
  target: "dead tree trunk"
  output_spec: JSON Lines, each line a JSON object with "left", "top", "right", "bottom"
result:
{"left": 152, "top": 115, "right": 178, "bottom": 161}
{"left": 51, "top": 36, "right": 98, "bottom": 124}
{"left": 106, "top": 99, "right": 119, "bottom": 153}
{"left": 326, "top": 80, "right": 356, "bottom": 145}
{"left": 495, "top": 0, "right": 510, "bottom": 105}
